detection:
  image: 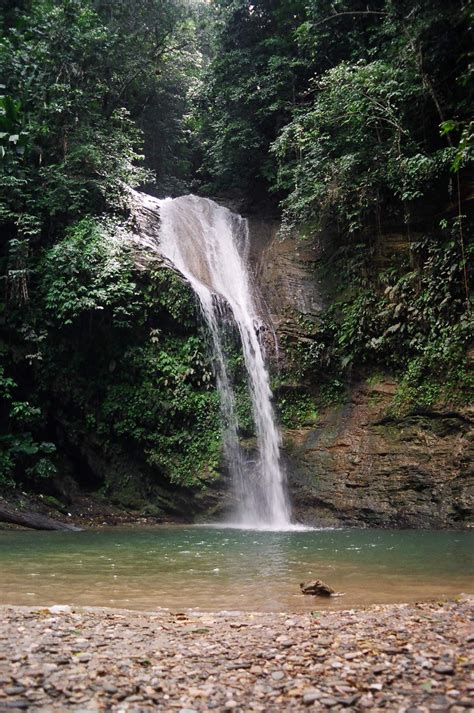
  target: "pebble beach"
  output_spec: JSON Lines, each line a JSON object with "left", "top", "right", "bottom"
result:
{"left": 0, "top": 597, "right": 473, "bottom": 712}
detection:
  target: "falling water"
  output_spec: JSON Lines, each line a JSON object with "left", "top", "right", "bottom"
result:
{"left": 131, "top": 191, "right": 292, "bottom": 529}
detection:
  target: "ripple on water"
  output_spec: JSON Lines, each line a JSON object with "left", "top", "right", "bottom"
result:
{"left": 0, "top": 526, "right": 472, "bottom": 612}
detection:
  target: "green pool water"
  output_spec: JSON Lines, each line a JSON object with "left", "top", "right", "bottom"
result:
{"left": 0, "top": 526, "right": 472, "bottom": 612}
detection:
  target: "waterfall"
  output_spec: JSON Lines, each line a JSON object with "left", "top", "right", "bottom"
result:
{"left": 130, "top": 191, "right": 292, "bottom": 530}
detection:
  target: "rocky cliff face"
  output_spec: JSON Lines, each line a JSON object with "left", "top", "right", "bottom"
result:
{"left": 248, "top": 221, "right": 473, "bottom": 529}
{"left": 247, "top": 218, "right": 324, "bottom": 347}
{"left": 285, "top": 379, "right": 473, "bottom": 528}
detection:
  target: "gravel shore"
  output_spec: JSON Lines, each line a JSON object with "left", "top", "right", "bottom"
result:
{"left": 0, "top": 598, "right": 473, "bottom": 712}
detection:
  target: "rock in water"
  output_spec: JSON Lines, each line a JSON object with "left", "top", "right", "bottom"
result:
{"left": 300, "top": 579, "right": 335, "bottom": 597}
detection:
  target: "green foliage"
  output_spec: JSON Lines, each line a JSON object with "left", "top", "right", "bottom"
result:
{"left": 441, "top": 119, "right": 474, "bottom": 173}
{"left": 197, "top": 0, "right": 311, "bottom": 201}
{"left": 41, "top": 217, "right": 139, "bottom": 326}
{"left": 281, "top": 225, "right": 473, "bottom": 411}
{"left": 37, "top": 215, "right": 223, "bottom": 489}
{"left": 0, "top": 0, "right": 222, "bottom": 498}
{"left": 0, "top": 362, "right": 57, "bottom": 486}
{"left": 0, "top": 93, "right": 28, "bottom": 160}
{"left": 273, "top": 57, "right": 455, "bottom": 231}
{"left": 1, "top": 0, "right": 473, "bottom": 505}
{"left": 198, "top": 0, "right": 472, "bottom": 413}
{"left": 276, "top": 390, "right": 318, "bottom": 429}
{"left": 100, "top": 337, "right": 221, "bottom": 486}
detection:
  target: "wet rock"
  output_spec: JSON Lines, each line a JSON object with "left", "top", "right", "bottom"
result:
{"left": 285, "top": 383, "right": 474, "bottom": 529}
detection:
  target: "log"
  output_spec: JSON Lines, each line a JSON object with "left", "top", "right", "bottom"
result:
{"left": 300, "top": 579, "right": 335, "bottom": 597}
{"left": 0, "top": 504, "right": 82, "bottom": 531}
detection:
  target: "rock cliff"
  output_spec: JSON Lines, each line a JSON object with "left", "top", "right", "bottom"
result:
{"left": 286, "top": 379, "right": 473, "bottom": 528}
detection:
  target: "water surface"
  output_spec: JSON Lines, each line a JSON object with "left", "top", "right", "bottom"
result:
{"left": 0, "top": 526, "right": 472, "bottom": 612}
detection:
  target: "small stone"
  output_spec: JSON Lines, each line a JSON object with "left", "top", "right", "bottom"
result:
{"left": 271, "top": 671, "right": 285, "bottom": 681}
{"left": 5, "top": 702, "right": 29, "bottom": 710}
{"left": 303, "top": 689, "right": 322, "bottom": 705}
{"left": 224, "top": 701, "right": 238, "bottom": 710}
{"left": 276, "top": 635, "right": 292, "bottom": 647}
{"left": 102, "top": 685, "right": 118, "bottom": 694}
{"left": 338, "top": 694, "right": 361, "bottom": 706}
{"left": 5, "top": 687, "right": 26, "bottom": 696}
{"left": 226, "top": 661, "right": 251, "bottom": 670}
{"left": 48, "top": 605, "right": 72, "bottom": 614}
{"left": 320, "top": 696, "right": 338, "bottom": 707}
{"left": 434, "top": 664, "right": 455, "bottom": 675}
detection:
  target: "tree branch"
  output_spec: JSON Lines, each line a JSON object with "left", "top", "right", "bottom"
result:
{"left": 311, "top": 11, "right": 389, "bottom": 29}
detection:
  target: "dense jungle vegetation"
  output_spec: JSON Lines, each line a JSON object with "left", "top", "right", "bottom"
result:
{"left": 0, "top": 0, "right": 472, "bottom": 509}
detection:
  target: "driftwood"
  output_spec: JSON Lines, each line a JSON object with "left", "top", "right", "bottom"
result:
{"left": 300, "top": 579, "right": 335, "bottom": 597}
{"left": 0, "top": 504, "right": 82, "bottom": 531}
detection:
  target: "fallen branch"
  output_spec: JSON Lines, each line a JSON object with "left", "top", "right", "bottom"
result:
{"left": 0, "top": 504, "right": 83, "bottom": 531}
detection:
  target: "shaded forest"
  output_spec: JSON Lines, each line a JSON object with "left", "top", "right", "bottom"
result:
{"left": 0, "top": 0, "right": 472, "bottom": 514}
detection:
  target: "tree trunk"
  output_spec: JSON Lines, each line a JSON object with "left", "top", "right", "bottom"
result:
{"left": 0, "top": 504, "right": 83, "bottom": 531}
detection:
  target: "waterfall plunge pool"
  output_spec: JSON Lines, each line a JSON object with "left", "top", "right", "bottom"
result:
{"left": 0, "top": 526, "right": 472, "bottom": 612}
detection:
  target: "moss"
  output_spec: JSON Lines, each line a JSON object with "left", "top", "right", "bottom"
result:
{"left": 41, "top": 495, "right": 69, "bottom": 514}
{"left": 276, "top": 389, "right": 319, "bottom": 428}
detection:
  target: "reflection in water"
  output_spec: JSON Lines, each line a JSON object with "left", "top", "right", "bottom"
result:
{"left": 0, "top": 526, "right": 472, "bottom": 612}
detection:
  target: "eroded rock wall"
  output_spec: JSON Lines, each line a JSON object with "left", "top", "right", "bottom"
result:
{"left": 285, "top": 379, "right": 473, "bottom": 528}
{"left": 247, "top": 218, "right": 324, "bottom": 346}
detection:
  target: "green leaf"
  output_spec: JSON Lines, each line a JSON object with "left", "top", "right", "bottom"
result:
{"left": 440, "top": 120, "right": 457, "bottom": 135}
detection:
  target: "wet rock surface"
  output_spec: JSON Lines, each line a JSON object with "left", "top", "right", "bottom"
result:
{"left": 0, "top": 598, "right": 472, "bottom": 711}
{"left": 286, "top": 382, "right": 474, "bottom": 529}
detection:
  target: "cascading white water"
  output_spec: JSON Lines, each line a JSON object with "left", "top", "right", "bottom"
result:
{"left": 131, "top": 190, "right": 292, "bottom": 529}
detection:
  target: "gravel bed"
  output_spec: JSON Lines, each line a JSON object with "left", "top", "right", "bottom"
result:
{"left": 0, "top": 597, "right": 473, "bottom": 711}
